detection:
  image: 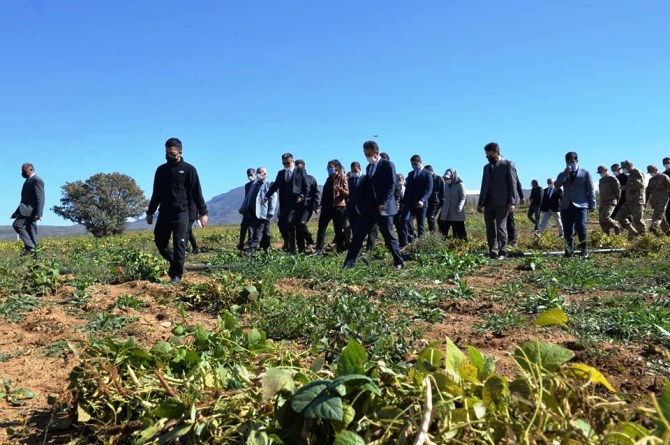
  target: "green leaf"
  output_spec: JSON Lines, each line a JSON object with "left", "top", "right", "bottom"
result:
{"left": 242, "top": 285, "right": 259, "bottom": 302}
{"left": 333, "top": 431, "right": 366, "bottom": 445}
{"left": 157, "top": 423, "right": 193, "bottom": 445}
{"left": 514, "top": 340, "right": 574, "bottom": 372}
{"left": 337, "top": 339, "right": 366, "bottom": 376}
{"left": 291, "top": 381, "right": 343, "bottom": 421}
{"left": 9, "top": 388, "right": 35, "bottom": 406}
{"left": 572, "top": 418, "right": 595, "bottom": 439}
{"left": 416, "top": 347, "right": 444, "bottom": 377}
{"left": 568, "top": 363, "right": 615, "bottom": 392}
{"left": 467, "top": 345, "right": 484, "bottom": 374}
{"left": 445, "top": 337, "right": 466, "bottom": 371}
{"left": 612, "top": 421, "right": 650, "bottom": 440}
{"left": 482, "top": 374, "right": 509, "bottom": 408}
{"left": 262, "top": 368, "right": 295, "bottom": 402}
{"left": 659, "top": 381, "right": 670, "bottom": 429}
{"left": 534, "top": 307, "right": 569, "bottom": 327}
{"left": 151, "top": 398, "right": 187, "bottom": 419}
{"left": 247, "top": 328, "right": 262, "bottom": 348}
{"left": 247, "top": 429, "right": 269, "bottom": 445}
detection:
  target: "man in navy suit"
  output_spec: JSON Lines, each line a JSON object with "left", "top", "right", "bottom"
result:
{"left": 237, "top": 168, "right": 256, "bottom": 251}
{"left": 343, "top": 141, "right": 403, "bottom": 269}
{"left": 536, "top": 178, "right": 564, "bottom": 237}
{"left": 555, "top": 151, "right": 596, "bottom": 257}
{"left": 399, "top": 155, "right": 433, "bottom": 247}
{"left": 264, "top": 152, "right": 307, "bottom": 254}
{"left": 12, "top": 163, "right": 45, "bottom": 254}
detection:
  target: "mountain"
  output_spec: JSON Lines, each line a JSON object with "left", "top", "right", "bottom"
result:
{"left": 206, "top": 186, "right": 245, "bottom": 225}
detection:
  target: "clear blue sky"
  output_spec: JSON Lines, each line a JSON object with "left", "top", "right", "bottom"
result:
{"left": 2, "top": 0, "right": 669, "bottom": 225}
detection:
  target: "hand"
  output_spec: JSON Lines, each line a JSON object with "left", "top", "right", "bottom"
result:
{"left": 564, "top": 167, "right": 572, "bottom": 175}
{"left": 507, "top": 204, "right": 516, "bottom": 213}
{"left": 146, "top": 214, "right": 154, "bottom": 225}
{"left": 378, "top": 204, "right": 387, "bottom": 214}
{"left": 520, "top": 198, "right": 526, "bottom": 205}
{"left": 199, "top": 215, "right": 208, "bottom": 227}
{"left": 296, "top": 195, "right": 304, "bottom": 203}
{"left": 415, "top": 200, "right": 424, "bottom": 209}
{"left": 314, "top": 208, "right": 320, "bottom": 215}
{"left": 477, "top": 205, "right": 483, "bottom": 214}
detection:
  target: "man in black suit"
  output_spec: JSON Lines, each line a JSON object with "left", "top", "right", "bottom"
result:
{"left": 237, "top": 168, "right": 256, "bottom": 251}
{"left": 527, "top": 179, "right": 543, "bottom": 230}
{"left": 347, "top": 161, "right": 377, "bottom": 253}
{"left": 399, "top": 155, "right": 433, "bottom": 247}
{"left": 424, "top": 165, "right": 444, "bottom": 233}
{"left": 477, "top": 142, "right": 519, "bottom": 259}
{"left": 344, "top": 141, "right": 403, "bottom": 269}
{"left": 536, "top": 178, "right": 564, "bottom": 237}
{"left": 265, "top": 152, "right": 307, "bottom": 254}
{"left": 295, "top": 159, "right": 320, "bottom": 253}
{"left": 12, "top": 163, "right": 45, "bottom": 254}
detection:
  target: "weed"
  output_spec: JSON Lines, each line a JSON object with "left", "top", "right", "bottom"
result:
{"left": 0, "top": 294, "right": 40, "bottom": 322}
{"left": 81, "top": 312, "right": 137, "bottom": 334}
{"left": 23, "top": 259, "right": 61, "bottom": 295}
{"left": 113, "top": 294, "right": 147, "bottom": 310}
{"left": 517, "top": 280, "right": 565, "bottom": 314}
{"left": 476, "top": 309, "right": 523, "bottom": 334}
{"left": 0, "top": 350, "right": 22, "bottom": 362}
{"left": 445, "top": 274, "right": 476, "bottom": 300}
{"left": 43, "top": 341, "right": 72, "bottom": 358}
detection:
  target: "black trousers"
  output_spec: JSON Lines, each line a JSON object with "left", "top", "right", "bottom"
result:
{"left": 426, "top": 203, "right": 440, "bottom": 232}
{"left": 527, "top": 205, "right": 541, "bottom": 230}
{"left": 237, "top": 214, "right": 252, "bottom": 250}
{"left": 345, "top": 211, "right": 403, "bottom": 267}
{"left": 507, "top": 211, "right": 517, "bottom": 243}
{"left": 154, "top": 210, "right": 189, "bottom": 279}
{"left": 316, "top": 206, "right": 347, "bottom": 252}
{"left": 348, "top": 210, "right": 377, "bottom": 252}
{"left": 187, "top": 220, "right": 199, "bottom": 253}
{"left": 400, "top": 205, "right": 426, "bottom": 247}
{"left": 295, "top": 205, "right": 315, "bottom": 252}
{"left": 437, "top": 219, "right": 467, "bottom": 240}
{"left": 13, "top": 216, "right": 39, "bottom": 251}
{"left": 278, "top": 205, "right": 297, "bottom": 253}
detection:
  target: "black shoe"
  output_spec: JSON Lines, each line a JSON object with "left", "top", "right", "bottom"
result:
{"left": 310, "top": 250, "right": 323, "bottom": 257}
{"left": 394, "top": 263, "right": 404, "bottom": 270}
{"left": 342, "top": 261, "right": 355, "bottom": 269}
{"left": 191, "top": 249, "right": 200, "bottom": 255}
{"left": 564, "top": 250, "right": 572, "bottom": 258}
{"left": 168, "top": 276, "right": 182, "bottom": 285}
{"left": 489, "top": 252, "right": 499, "bottom": 259}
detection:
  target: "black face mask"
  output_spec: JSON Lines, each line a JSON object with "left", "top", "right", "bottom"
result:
{"left": 486, "top": 155, "right": 497, "bottom": 164}
{"left": 166, "top": 153, "right": 180, "bottom": 164}
{"left": 21, "top": 171, "right": 29, "bottom": 178}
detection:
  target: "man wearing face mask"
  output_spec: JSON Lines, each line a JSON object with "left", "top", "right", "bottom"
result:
{"left": 536, "top": 178, "right": 564, "bottom": 238}
{"left": 243, "top": 167, "right": 277, "bottom": 256}
{"left": 314, "top": 160, "right": 349, "bottom": 254}
{"left": 294, "top": 160, "right": 319, "bottom": 253}
{"left": 610, "top": 163, "right": 627, "bottom": 221}
{"left": 12, "top": 163, "right": 45, "bottom": 255}
{"left": 477, "top": 142, "right": 519, "bottom": 259}
{"left": 554, "top": 151, "right": 595, "bottom": 257}
{"left": 424, "top": 165, "right": 444, "bottom": 233}
{"left": 236, "top": 168, "right": 256, "bottom": 251}
{"left": 596, "top": 166, "right": 621, "bottom": 235}
{"left": 147, "top": 138, "right": 208, "bottom": 284}
{"left": 616, "top": 160, "right": 646, "bottom": 239}
{"left": 264, "top": 152, "right": 307, "bottom": 254}
{"left": 399, "top": 155, "right": 433, "bottom": 248}
{"left": 343, "top": 141, "right": 403, "bottom": 269}
{"left": 347, "top": 162, "right": 378, "bottom": 252}
{"left": 645, "top": 165, "right": 670, "bottom": 236}
{"left": 663, "top": 157, "right": 670, "bottom": 226}
{"left": 527, "top": 180, "right": 543, "bottom": 231}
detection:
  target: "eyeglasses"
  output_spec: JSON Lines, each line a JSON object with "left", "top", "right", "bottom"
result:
{"left": 282, "top": 161, "right": 291, "bottom": 166}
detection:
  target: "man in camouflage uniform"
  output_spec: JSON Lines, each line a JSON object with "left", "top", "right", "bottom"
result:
{"left": 596, "top": 165, "right": 621, "bottom": 235}
{"left": 646, "top": 165, "right": 670, "bottom": 236}
{"left": 616, "top": 160, "right": 646, "bottom": 239}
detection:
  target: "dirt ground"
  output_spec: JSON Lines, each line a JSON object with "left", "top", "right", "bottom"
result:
{"left": 0, "top": 260, "right": 666, "bottom": 444}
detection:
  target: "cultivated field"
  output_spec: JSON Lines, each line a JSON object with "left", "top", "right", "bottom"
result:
{"left": 0, "top": 214, "right": 669, "bottom": 444}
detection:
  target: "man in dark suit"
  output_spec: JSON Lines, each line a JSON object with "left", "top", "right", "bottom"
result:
{"left": 536, "top": 178, "right": 564, "bottom": 237}
{"left": 477, "top": 142, "right": 519, "bottom": 259}
{"left": 264, "top": 152, "right": 307, "bottom": 254}
{"left": 12, "top": 163, "right": 45, "bottom": 254}
{"left": 424, "top": 165, "right": 444, "bottom": 233}
{"left": 555, "top": 151, "right": 596, "bottom": 257}
{"left": 237, "top": 168, "right": 256, "bottom": 251}
{"left": 527, "top": 179, "right": 543, "bottom": 230}
{"left": 295, "top": 159, "right": 320, "bottom": 253}
{"left": 399, "top": 155, "right": 433, "bottom": 247}
{"left": 343, "top": 141, "right": 403, "bottom": 269}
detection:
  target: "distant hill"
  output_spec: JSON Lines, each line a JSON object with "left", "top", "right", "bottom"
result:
{"left": 206, "top": 186, "right": 245, "bottom": 226}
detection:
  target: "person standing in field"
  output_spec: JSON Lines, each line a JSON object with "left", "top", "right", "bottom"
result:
{"left": 437, "top": 168, "right": 467, "bottom": 240}
{"left": 12, "top": 162, "right": 45, "bottom": 255}
{"left": 147, "top": 138, "right": 208, "bottom": 285}
{"left": 536, "top": 178, "right": 564, "bottom": 237}
{"left": 596, "top": 165, "right": 621, "bottom": 235}
{"left": 314, "top": 159, "right": 349, "bottom": 255}
{"left": 237, "top": 168, "right": 256, "bottom": 251}
{"left": 399, "top": 155, "right": 433, "bottom": 248}
{"left": 527, "top": 179, "right": 543, "bottom": 231}
{"left": 424, "top": 165, "right": 444, "bottom": 233}
{"left": 477, "top": 142, "right": 519, "bottom": 259}
{"left": 294, "top": 159, "right": 319, "bottom": 253}
{"left": 645, "top": 165, "right": 670, "bottom": 236}
{"left": 242, "top": 167, "right": 277, "bottom": 256}
{"left": 616, "top": 160, "right": 646, "bottom": 239}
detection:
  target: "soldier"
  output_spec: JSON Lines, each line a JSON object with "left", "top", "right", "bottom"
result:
{"left": 596, "top": 165, "right": 621, "bottom": 235}
{"left": 645, "top": 165, "right": 670, "bottom": 236}
{"left": 616, "top": 160, "right": 646, "bottom": 239}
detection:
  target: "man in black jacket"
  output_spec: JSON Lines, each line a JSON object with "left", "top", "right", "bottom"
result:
{"left": 536, "top": 178, "right": 564, "bottom": 237}
{"left": 527, "top": 179, "right": 543, "bottom": 230}
{"left": 237, "top": 168, "right": 256, "bottom": 251}
{"left": 264, "top": 152, "right": 307, "bottom": 254}
{"left": 424, "top": 165, "right": 444, "bottom": 233}
{"left": 12, "top": 162, "right": 45, "bottom": 254}
{"left": 295, "top": 159, "right": 320, "bottom": 253}
{"left": 147, "top": 138, "right": 208, "bottom": 284}
{"left": 399, "top": 155, "right": 433, "bottom": 247}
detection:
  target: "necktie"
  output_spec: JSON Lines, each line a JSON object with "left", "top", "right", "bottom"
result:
{"left": 548, "top": 188, "right": 553, "bottom": 198}
{"left": 369, "top": 162, "right": 377, "bottom": 177}
{"left": 285, "top": 170, "right": 291, "bottom": 182}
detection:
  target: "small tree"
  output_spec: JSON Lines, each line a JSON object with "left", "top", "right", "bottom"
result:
{"left": 53, "top": 172, "right": 148, "bottom": 237}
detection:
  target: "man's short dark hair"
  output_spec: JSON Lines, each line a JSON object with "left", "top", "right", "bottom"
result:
{"left": 281, "top": 152, "right": 294, "bottom": 161}
{"left": 165, "top": 138, "right": 183, "bottom": 152}
{"left": 565, "top": 151, "right": 578, "bottom": 162}
{"left": 410, "top": 155, "right": 422, "bottom": 164}
{"left": 663, "top": 157, "right": 670, "bottom": 164}
{"left": 246, "top": 168, "right": 255, "bottom": 175}
{"left": 484, "top": 142, "right": 500, "bottom": 153}
{"left": 363, "top": 141, "right": 379, "bottom": 153}
{"left": 424, "top": 165, "right": 433, "bottom": 173}
{"left": 295, "top": 159, "right": 305, "bottom": 168}
{"left": 379, "top": 152, "right": 390, "bottom": 161}
{"left": 351, "top": 161, "right": 360, "bottom": 170}
{"left": 531, "top": 179, "right": 538, "bottom": 186}
{"left": 611, "top": 163, "right": 620, "bottom": 171}
{"left": 23, "top": 162, "right": 35, "bottom": 171}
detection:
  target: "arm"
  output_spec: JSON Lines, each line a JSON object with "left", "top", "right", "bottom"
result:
{"left": 458, "top": 182, "right": 467, "bottom": 212}
{"left": 264, "top": 171, "right": 281, "bottom": 199}
{"left": 554, "top": 172, "right": 567, "bottom": 188}
{"left": 508, "top": 163, "right": 520, "bottom": 206}
{"left": 189, "top": 166, "right": 208, "bottom": 226}
{"left": 584, "top": 171, "right": 596, "bottom": 209}
{"left": 34, "top": 177, "right": 45, "bottom": 219}
{"left": 381, "top": 162, "right": 397, "bottom": 208}
{"left": 477, "top": 166, "right": 487, "bottom": 209}
{"left": 516, "top": 177, "right": 524, "bottom": 205}
{"left": 419, "top": 171, "right": 433, "bottom": 206}
{"left": 266, "top": 183, "right": 277, "bottom": 217}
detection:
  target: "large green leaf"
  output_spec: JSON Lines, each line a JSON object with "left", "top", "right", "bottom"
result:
{"left": 534, "top": 307, "right": 568, "bottom": 327}
{"left": 333, "top": 431, "right": 366, "bottom": 445}
{"left": 416, "top": 347, "right": 444, "bottom": 377}
{"left": 514, "top": 340, "right": 574, "bottom": 372}
{"left": 9, "top": 388, "right": 35, "bottom": 406}
{"left": 291, "top": 381, "right": 343, "bottom": 421}
{"left": 337, "top": 339, "right": 366, "bottom": 376}
{"left": 151, "top": 398, "right": 187, "bottom": 419}
{"left": 262, "top": 368, "right": 295, "bottom": 402}
{"left": 658, "top": 381, "right": 670, "bottom": 432}
{"left": 482, "top": 374, "right": 509, "bottom": 408}
{"left": 445, "top": 337, "right": 466, "bottom": 371}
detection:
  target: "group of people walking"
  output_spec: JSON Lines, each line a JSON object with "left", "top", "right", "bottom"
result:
{"left": 12, "top": 138, "right": 670, "bottom": 282}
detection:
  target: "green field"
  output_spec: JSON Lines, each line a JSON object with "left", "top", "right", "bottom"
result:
{"left": 1, "top": 214, "right": 670, "bottom": 444}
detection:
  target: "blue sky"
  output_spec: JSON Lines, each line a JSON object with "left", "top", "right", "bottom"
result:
{"left": 2, "top": 0, "right": 669, "bottom": 225}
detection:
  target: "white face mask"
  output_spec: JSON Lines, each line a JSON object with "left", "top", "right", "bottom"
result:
{"left": 649, "top": 172, "right": 657, "bottom": 177}
{"left": 248, "top": 175, "right": 256, "bottom": 182}
{"left": 664, "top": 163, "right": 670, "bottom": 170}
{"left": 366, "top": 155, "right": 376, "bottom": 164}
{"left": 599, "top": 172, "right": 606, "bottom": 178}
